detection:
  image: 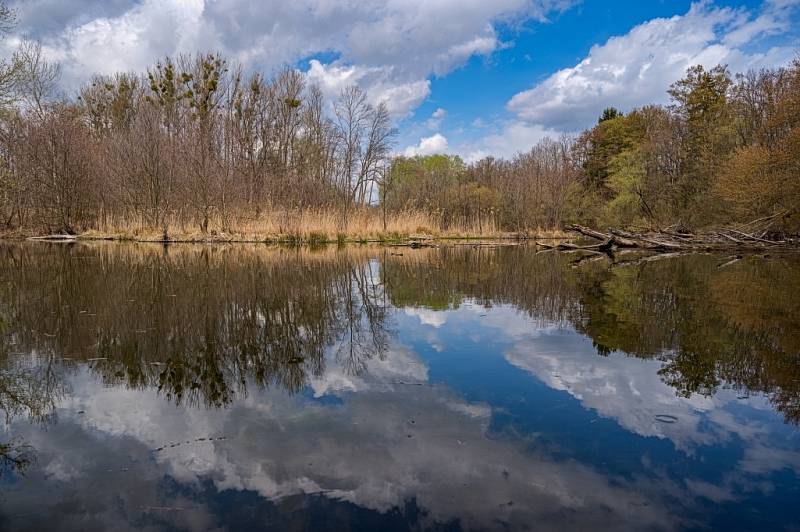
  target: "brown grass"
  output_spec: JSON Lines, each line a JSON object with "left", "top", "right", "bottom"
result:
{"left": 77, "top": 208, "right": 567, "bottom": 243}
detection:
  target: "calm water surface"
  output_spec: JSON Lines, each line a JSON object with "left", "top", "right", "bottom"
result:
{"left": 0, "top": 243, "right": 798, "bottom": 531}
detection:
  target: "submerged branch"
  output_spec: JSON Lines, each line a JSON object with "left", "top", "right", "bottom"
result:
{"left": 562, "top": 224, "right": 799, "bottom": 253}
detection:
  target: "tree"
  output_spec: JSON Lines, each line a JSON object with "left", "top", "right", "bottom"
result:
{"left": 668, "top": 64, "right": 735, "bottom": 225}
{"left": 13, "top": 41, "right": 61, "bottom": 119}
{"left": 599, "top": 107, "right": 622, "bottom": 122}
{"left": 715, "top": 60, "right": 800, "bottom": 230}
{"left": 333, "top": 85, "right": 396, "bottom": 226}
{"left": 0, "top": 1, "right": 19, "bottom": 111}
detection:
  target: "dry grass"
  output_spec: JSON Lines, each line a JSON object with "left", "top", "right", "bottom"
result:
{"left": 78, "top": 208, "right": 567, "bottom": 243}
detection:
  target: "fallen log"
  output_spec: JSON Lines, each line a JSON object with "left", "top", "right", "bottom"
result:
{"left": 610, "top": 252, "right": 689, "bottom": 268}
{"left": 564, "top": 224, "right": 798, "bottom": 253}
{"left": 566, "top": 224, "right": 613, "bottom": 241}
{"left": 613, "top": 231, "right": 683, "bottom": 251}
{"left": 565, "top": 225, "right": 638, "bottom": 248}
{"left": 736, "top": 209, "right": 792, "bottom": 230}
{"left": 27, "top": 234, "right": 78, "bottom": 241}
{"left": 716, "top": 231, "right": 744, "bottom": 245}
{"left": 722, "top": 228, "right": 785, "bottom": 245}
{"left": 658, "top": 230, "right": 696, "bottom": 242}
{"left": 536, "top": 237, "right": 613, "bottom": 252}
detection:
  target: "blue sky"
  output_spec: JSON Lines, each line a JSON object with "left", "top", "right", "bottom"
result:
{"left": 6, "top": 0, "right": 799, "bottom": 160}
{"left": 397, "top": 0, "right": 799, "bottom": 159}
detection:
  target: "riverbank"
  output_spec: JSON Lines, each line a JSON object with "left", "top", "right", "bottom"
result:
{"left": 16, "top": 229, "right": 567, "bottom": 244}
{"left": 2, "top": 209, "right": 567, "bottom": 243}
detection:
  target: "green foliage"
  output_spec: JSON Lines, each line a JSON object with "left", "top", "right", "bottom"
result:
{"left": 668, "top": 64, "right": 736, "bottom": 225}
{"left": 570, "top": 62, "right": 798, "bottom": 231}
{"left": 599, "top": 107, "right": 622, "bottom": 122}
{"left": 384, "top": 154, "right": 465, "bottom": 214}
{"left": 604, "top": 148, "right": 648, "bottom": 226}
{"left": 580, "top": 113, "right": 642, "bottom": 192}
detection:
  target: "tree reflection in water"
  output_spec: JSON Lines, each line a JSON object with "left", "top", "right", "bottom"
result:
{"left": 383, "top": 246, "right": 800, "bottom": 424}
{"left": 0, "top": 244, "right": 392, "bottom": 409}
{"left": 0, "top": 242, "right": 797, "bottom": 423}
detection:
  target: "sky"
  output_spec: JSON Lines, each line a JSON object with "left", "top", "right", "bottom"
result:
{"left": 4, "top": 0, "right": 799, "bottom": 161}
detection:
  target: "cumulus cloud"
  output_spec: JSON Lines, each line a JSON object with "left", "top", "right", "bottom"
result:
{"left": 402, "top": 133, "right": 449, "bottom": 156}
{"left": 501, "top": 325, "right": 800, "bottom": 480}
{"left": 7, "top": 0, "right": 578, "bottom": 118}
{"left": 460, "top": 120, "right": 561, "bottom": 162}
{"left": 405, "top": 307, "right": 448, "bottom": 328}
{"left": 9, "top": 361, "right": 677, "bottom": 531}
{"left": 306, "top": 59, "right": 431, "bottom": 117}
{"left": 5, "top": 293, "right": 799, "bottom": 528}
{"left": 506, "top": 1, "right": 800, "bottom": 131}
{"left": 8, "top": 0, "right": 131, "bottom": 38}
{"left": 426, "top": 107, "right": 447, "bottom": 129}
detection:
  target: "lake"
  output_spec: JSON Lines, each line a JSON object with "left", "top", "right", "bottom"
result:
{"left": 0, "top": 242, "right": 798, "bottom": 531}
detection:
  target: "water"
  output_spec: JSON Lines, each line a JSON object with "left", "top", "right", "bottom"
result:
{"left": 0, "top": 242, "right": 798, "bottom": 531}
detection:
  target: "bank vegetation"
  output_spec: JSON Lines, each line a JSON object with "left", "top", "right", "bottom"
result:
{"left": 0, "top": 3, "right": 797, "bottom": 242}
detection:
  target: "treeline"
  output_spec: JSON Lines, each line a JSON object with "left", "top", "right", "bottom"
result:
{"left": 388, "top": 61, "right": 800, "bottom": 233}
{"left": 1, "top": 54, "right": 394, "bottom": 234}
{"left": 386, "top": 139, "right": 575, "bottom": 232}
{"left": 0, "top": 5, "right": 395, "bottom": 234}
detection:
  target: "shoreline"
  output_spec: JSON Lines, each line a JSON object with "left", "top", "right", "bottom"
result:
{"left": 7, "top": 229, "right": 795, "bottom": 255}
{"left": 4, "top": 230, "right": 570, "bottom": 245}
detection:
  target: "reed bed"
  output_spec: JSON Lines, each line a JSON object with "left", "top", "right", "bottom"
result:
{"left": 75, "top": 208, "right": 565, "bottom": 243}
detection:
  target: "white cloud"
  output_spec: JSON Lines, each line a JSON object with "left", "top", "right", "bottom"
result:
{"left": 15, "top": 362, "right": 677, "bottom": 530}
{"left": 506, "top": 1, "right": 799, "bottom": 131}
{"left": 459, "top": 120, "right": 560, "bottom": 162}
{"left": 405, "top": 307, "right": 448, "bottom": 328}
{"left": 402, "top": 133, "right": 450, "bottom": 156}
{"left": 32, "top": 0, "right": 207, "bottom": 88}
{"left": 305, "top": 59, "right": 431, "bottom": 117}
{"left": 725, "top": 0, "right": 800, "bottom": 47}
{"left": 9, "top": 0, "right": 578, "bottom": 118}
{"left": 426, "top": 107, "right": 448, "bottom": 129}
{"left": 307, "top": 340, "right": 429, "bottom": 397}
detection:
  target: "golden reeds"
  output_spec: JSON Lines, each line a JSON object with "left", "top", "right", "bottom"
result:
{"left": 77, "top": 207, "right": 565, "bottom": 243}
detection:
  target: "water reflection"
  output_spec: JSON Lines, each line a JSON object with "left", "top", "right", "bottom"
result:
{"left": 0, "top": 242, "right": 798, "bottom": 530}
{"left": 0, "top": 244, "right": 392, "bottom": 408}
{"left": 385, "top": 247, "right": 800, "bottom": 423}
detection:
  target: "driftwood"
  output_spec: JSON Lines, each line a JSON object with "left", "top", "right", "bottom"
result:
{"left": 536, "top": 237, "right": 613, "bottom": 252}
{"left": 27, "top": 234, "right": 78, "bottom": 241}
{"left": 567, "top": 225, "right": 638, "bottom": 248}
{"left": 387, "top": 241, "right": 437, "bottom": 249}
{"left": 562, "top": 222, "right": 798, "bottom": 254}
{"left": 717, "top": 255, "right": 743, "bottom": 269}
{"left": 609, "top": 252, "right": 690, "bottom": 268}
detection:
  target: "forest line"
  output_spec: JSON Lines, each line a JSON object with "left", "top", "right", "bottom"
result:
{"left": 0, "top": 4, "right": 797, "bottom": 241}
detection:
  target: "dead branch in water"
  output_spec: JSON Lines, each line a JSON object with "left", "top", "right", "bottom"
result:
{"left": 536, "top": 237, "right": 613, "bottom": 252}
{"left": 562, "top": 223, "right": 798, "bottom": 253}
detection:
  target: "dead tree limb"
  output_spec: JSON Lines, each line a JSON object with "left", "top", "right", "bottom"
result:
{"left": 563, "top": 223, "right": 798, "bottom": 253}
{"left": 537, "top": 237, "right": 613, "bottom": 252}
{"left": 565, "top": 225, "right": 638, "bottom": 248}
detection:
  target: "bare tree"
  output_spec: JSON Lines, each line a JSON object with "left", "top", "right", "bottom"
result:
{"left": 0, "top": 1, "right": 19, "bottom": 109}
{"left": 13, "top": 40, "right": 61, "bottom": 118}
